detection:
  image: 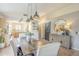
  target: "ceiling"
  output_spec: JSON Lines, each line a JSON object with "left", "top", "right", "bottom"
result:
{"left": 0, "top": 3, "right": 78, "bottom": 20}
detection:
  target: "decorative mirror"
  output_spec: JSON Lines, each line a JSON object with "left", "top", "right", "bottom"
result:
{"left": 54, "top": 19, "right": 72, "bottom": 35}
{"left": 54, "top": 20, "right": 65, "bottom": 32}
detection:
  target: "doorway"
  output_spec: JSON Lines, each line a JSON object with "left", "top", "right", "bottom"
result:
{"left": 45, "top": 22, "right": 51, "bottom": 41}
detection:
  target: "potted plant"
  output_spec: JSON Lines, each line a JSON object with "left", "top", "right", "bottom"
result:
{"left": 0, "top": 35, "right": 5, "bottom": 48}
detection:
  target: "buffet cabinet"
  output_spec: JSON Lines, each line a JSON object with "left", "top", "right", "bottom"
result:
{"left": 49, "top": 34, "right": 71, "bottom": 49}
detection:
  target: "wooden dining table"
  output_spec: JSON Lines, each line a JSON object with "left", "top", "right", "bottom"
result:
{"left": 20, "top": 39, "right": 49, "bottom": 56}
{"left": 26, "top": 39, "right": 49, "bottom": 55}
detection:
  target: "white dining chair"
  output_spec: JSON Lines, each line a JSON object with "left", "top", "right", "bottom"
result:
{"left": 20, "top": 42, "right": 29, "bottom": 55}
{"left": 36, "top": 42, "right": 61, "bottom": 56}
{"left": 10, "top": 40, "right": 17, "bottom": 56}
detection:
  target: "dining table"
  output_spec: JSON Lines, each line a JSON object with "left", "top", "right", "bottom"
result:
{"left": 20, "top": 39, "right": 49, "bottom": 56}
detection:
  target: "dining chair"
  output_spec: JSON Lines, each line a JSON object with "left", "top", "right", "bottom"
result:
{"left": 10, "top": 40, "right": 17, "bottom": 56}
{"left": 36, "top": 42, "right": 61, "bottom": 56}
{"left": 20, "top": 42, "right": 28, "bottom": 55}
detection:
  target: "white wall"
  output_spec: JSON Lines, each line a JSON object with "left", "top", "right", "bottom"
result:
{"left": 50, "top": 11, "right": 79, "bottom": 50}
{"left": 45, "top": 4, "right": 79, "bottom": 19}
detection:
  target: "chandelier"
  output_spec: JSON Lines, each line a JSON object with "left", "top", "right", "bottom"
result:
{"left": 33, "top": 11, "right": 39, "bottom": 19}
{"left": 33, "top": 4, "right": 39, "bottom": 19}
{"left": 19, "top": 3, "right": 40, "bottom": 22}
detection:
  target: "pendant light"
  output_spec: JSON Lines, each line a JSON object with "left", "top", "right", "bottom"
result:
{"left": 19, "top": 4, "right": 29, "bottom": 22}
{"left": 26, "top": 3, "right": 30, "bottom": 22}
{"left": 29, "top": 3, "right": 33, "bottom": 21}
{"left": 29, "top": 15, "right": 33, "bottom": 20}
{"left": 33, "top": 4, "right": 39, "bottom": 19}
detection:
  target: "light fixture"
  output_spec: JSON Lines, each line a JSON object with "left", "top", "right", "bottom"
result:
{"left": 29, "top": 3, "right": 34, "bottom": 21}
{"left": 19, "top": 3, "right": 40, "bottom": 22}
{"left": 29, "top": 15, "right": 33, "bottom": 20}
{"left": 33, "top": 11, "right": 39, "bottom": 18}
{"left": 33, "top": 4, "right": 40, "bottom": 19}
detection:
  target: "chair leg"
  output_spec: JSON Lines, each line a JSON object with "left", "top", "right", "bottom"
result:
{"left": 17, "top": 47, "right": 23, "bottom": 56}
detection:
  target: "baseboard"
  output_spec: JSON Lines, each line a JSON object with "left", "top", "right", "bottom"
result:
{"left": 72, "top": 47, "right": 79, "bottom": 51}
